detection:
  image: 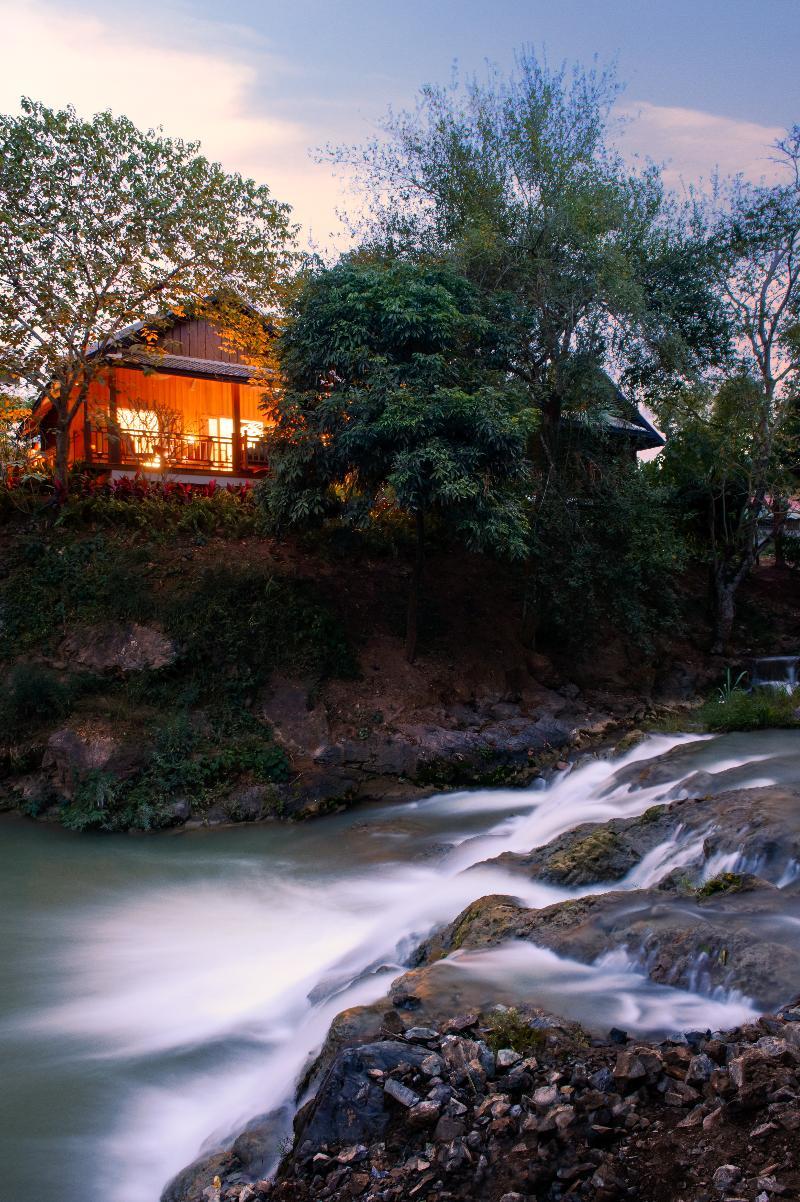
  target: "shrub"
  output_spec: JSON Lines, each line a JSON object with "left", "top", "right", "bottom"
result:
{"left": 0, "top": 664, "right": 73, "bottom": 733}
{"left": 528, "top": 466, "right": 687, "bottom": 652}
{"left": 697, "top": 687, "right": 800, "bottom": 732}
{"left": 483, "top": 1007, "right": 546, "bottom": 1056}
{"left": 59, "top": 714, "right": 289, "bottom": 832}
{"left": 166, "top": 565, "right": 357, "bottom": 696}
{"left": 0, "top": 533, "right": 153, "bottom": 655}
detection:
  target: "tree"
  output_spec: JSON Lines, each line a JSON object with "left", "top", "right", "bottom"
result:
{"left": 258, "top": 259, "right": 534, "bottom": 661}
{"left": 326, "top": 51, "right": 723, "bottom": 464}
{"left": 0, "top": 98, "right": 296, "bottom": 491}
{"left": 654, "top": 127, "right": 800, "bottom": 650}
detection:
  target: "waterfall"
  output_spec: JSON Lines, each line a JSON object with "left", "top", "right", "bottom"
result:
{"left": 751, "top": 655, "right": 800, "bottom": 693}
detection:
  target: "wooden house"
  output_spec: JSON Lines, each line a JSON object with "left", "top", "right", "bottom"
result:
{"left": 34, "top": 304, "right": 275, "bottom": 484}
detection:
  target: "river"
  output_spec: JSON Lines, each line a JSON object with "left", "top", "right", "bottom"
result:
{"left": 2, "top": 729, "right": 800, "bottom": 1202}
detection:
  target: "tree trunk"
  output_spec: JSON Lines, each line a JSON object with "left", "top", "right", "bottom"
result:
{"left": 405, "top": 509, "right": 425, "bottom": 664}
{"left": 711, "top": 567, "right": 737, "bottom": 655}
{"left": 54, "top": 419, "right": 70, "bottom": 498}
{"left": 772, "top": 496, "right": 787, "bottom": 568}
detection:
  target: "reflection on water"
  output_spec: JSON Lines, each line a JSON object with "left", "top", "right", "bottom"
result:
{"left": 1, "top": 730, "right": 800, "bottom": 1202}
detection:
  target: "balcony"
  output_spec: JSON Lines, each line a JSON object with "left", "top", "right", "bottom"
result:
{"left": 77, "top": 424, "right": 270, "bottom": 475}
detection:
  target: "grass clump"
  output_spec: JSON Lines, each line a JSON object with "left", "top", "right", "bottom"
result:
{"left": 58, "top": 712, "right": 289, "bottom": 832}
{"left": 484, "top": 1007, "right": 546, "bottom": 1056}
{"left": 696, "top": 872, "right": 744, "bottom": 899}
{"left": 697, "top": 687, "right": 800, "bottom": 732}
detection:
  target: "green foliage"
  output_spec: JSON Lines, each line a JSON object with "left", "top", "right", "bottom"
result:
{"left": 0, "top": 665, "right": 74, "bottom": 734}
{"left": 697, "top": 687, "right": 800, "bottom": 732}
{"left": 167, "top": 565, "right": 357, "bottom": 695}
{"left": 60, "top": 714, "right": 289, "bottom": 832}
{"left": 483, "top": 1008, "right": 546, "bottom": 1056}
{"left": 696, "top": 872, "right": 744, "bottom": 899}
{"left": 259, "top": 259, "right": 534, "bottom": 555}
{"left": 60, "top": 490, "right": 258, "bottom": 539}
{"left": 329, "top": 51, "right": 723, "bottom": 424}
{"left": 529, "top": 465, "right": 687, "bottom": 649}
{"left": 0, "top": 534, "right": 153, "bottom": 655}
{"left": 716, "top": 668, "right": 748, "bottom": 703}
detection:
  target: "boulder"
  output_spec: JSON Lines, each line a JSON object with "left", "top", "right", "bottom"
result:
{"left": 59, "top": 622, "right": 177, "bottom": 673}
{"left": 293, "top": 1041, "right": 429, "bottom": 1152}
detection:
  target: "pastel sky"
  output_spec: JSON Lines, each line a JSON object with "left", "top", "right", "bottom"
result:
{"left": 1, "top": 0, "right": 797, "bottom": 246}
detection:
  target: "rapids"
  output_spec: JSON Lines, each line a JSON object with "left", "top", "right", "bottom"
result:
{"left": 2, "top": 729, "right": 800, "bottom": 1202}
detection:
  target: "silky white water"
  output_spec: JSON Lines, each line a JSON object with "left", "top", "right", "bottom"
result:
{"left": 2, "top": 729, "right": 800, "bottom": 1202}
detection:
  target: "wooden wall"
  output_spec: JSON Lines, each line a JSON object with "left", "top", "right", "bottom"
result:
{"left": 76, "top": 368, "right": 272, "bottom": 440}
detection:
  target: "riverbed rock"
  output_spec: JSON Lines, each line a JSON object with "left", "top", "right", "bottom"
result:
{"left": 485, "top": 785, "right": 800, "bottom": 889}
{"left": 58, "top": 621, "right": 177, "bottom": 673}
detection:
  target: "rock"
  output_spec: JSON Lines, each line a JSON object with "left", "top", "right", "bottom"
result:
{"left": 260, "top": 679, "right": 330, "bottom": 757}
{"left": 407, "top": 1100, "right": 441, "bottom": 1128}
{"left": 384, "top": 1078, "right": 420, "bottom": 1108}
{"left": 712, "top": 1165, "right": 742, "bottom": 1192}
{"left": 59, "top": 621, "right": 177, "bottom": 673}
{"left": 687, "top": 1053, "right": 715, "bottom": 1083}
{"left": 433, "top": 1115, "right": 466, "bottom": 1142}
{"left": 42, "top": 724, "right": 142, "bottom": 798}
{"left": 404, "top": 1027, "right": 439, "bottom": 1042}
{"left": 293, "top": 1041, "right": 429, "bottom": 1149}
{"left": 496, "top": 1048, "right": 523, "bottom": 1069}
{"left": 613, "top": 1052, "right": 647, "bottom": 1084}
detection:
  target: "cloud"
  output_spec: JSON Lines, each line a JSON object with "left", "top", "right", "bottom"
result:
{"left": 0, "top": 0, "right": 346, "bottom": 242}
{"left": 0, "top": 1, "right": 789, "bottom": 245}
{"left": 617, "top": 100, "right": 785, "bottom": 189}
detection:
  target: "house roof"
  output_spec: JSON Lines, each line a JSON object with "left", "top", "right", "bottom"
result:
{"left": 115, "top": 349, "right": 264, "bottom": 383}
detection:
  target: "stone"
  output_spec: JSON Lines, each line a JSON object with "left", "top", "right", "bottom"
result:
{"left": 613, "top": 1052, "right": 647, "bottom": 1083}
{"left": 384, "top": 1079, "right": 420, "bottom": 1108}
{"left": 532, "top": 1084, "right": 559, "bottom": 1109}
{"left": 59, "top": 621, "right": 178, "bottom": 674}
{"left": 404, "top": 1027, "right": 440, "bottom": 1043}
{"left": 687, "top": 1053, "right": 715, "bottom": 1083}
{"left": 407, "top": 1101, "right": 441, "bottom": 1128}
{"left": 433, "top": 1116, "right": 466, "bottom": 1142}
{"left": 337, "top": 1145, "right": 368, "bottom": 1164}
{"left": 496, "top": 1048, "right": 523, "bottom": 1069}
{"left": 712, "top": 1165, "right": 742, "bottom": 1192}
{"left": 420, "top": 1053, "right": 444, "bottom": 1077}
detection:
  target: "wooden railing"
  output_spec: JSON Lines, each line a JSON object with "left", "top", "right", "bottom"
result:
{"left": 79, "top": 425, "right": 270, "bottom": 474}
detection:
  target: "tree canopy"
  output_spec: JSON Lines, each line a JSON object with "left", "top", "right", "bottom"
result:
{"left": 258, "top": 258, "right": 535, "bottom": 659}
{"left": 0, "top": 98, "right": 297, "bottom": 486}
{"left": 326, "top": 51, "right": 725, "bottom": 447}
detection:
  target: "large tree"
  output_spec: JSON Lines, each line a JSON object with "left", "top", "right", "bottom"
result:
{"left": 654, "top": 127, "right": 800, "bottom": 650}
{"left": 0, "top": 98, "right": 296, "bottom": 490}
{"left": 258, "top": 259, "right": 534, "bottom": 661}
{"left": 326, "top": 51, "right": 724, "bottom": 461}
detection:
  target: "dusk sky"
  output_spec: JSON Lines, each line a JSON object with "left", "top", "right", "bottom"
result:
{"left": 2, "top": 0, "right": 798, "bottom": 245}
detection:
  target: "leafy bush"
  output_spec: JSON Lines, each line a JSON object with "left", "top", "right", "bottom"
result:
{"left": 528, "top": 466, "right": 687, "bottom": 651}
{"left": 0, "top": 664, "right": 74, "bottom": 733}
{"left": 167, "top": 565, "right": 357, "bottom": 696}
{"left": 697, "top": 686, "right": 800, "bottom": 732}
{"left": 60, "top": 713, "right": 289, "bottom": 832}
{"left": 484, "top": 1007, "right": 546, "bottom": 1056}
{"left": 0, "top": 533, "right": 153, "bottom": 655}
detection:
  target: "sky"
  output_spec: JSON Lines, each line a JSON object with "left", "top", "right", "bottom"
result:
{"left": 1, "top": 0, "right": 798, "bottom": 247}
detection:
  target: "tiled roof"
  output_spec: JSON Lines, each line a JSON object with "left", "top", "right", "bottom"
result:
{"left": 119, "top": 351, "right": 268, "bottom": 382}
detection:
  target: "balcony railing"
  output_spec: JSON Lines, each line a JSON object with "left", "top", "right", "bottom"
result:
{"left": 76, "top": 424, "right": 270, "bottom": 474}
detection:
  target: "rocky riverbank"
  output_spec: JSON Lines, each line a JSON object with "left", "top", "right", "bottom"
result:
{"left": 162, "top": 759, "right": 800, "bottom": 1202}
{"left": 165, "top": 1005, "right": 800, "bottom": 1202}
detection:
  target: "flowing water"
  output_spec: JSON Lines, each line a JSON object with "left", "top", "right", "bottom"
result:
{"left": 2, "top": 729, "right": 800, "bottom": 1202}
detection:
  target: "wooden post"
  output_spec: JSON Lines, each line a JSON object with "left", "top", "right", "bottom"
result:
{"left": 83, "top": 400, "right": 93, "bottom": 465}
{"left": 108, "top": 373, "right": 121, "bottom": 465}
{"left": 231, "top": 382, "right": 242, "bottom": 473}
